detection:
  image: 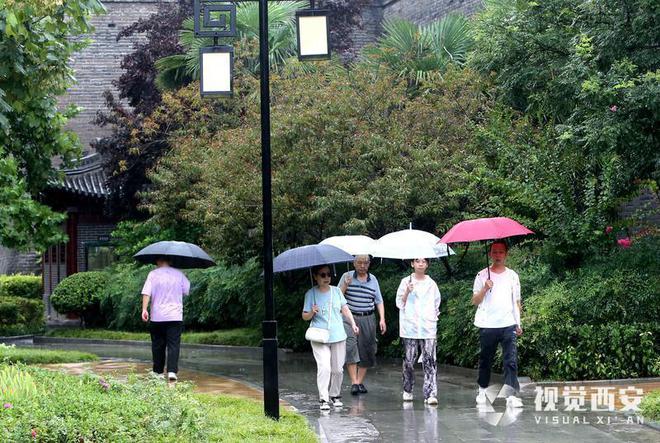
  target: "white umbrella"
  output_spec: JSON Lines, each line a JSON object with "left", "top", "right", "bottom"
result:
{"left": 319, "top": 235, "right": 376, "bottom": 256}
{"left": 371, "top": 229, "right": 455, "bottom": 260}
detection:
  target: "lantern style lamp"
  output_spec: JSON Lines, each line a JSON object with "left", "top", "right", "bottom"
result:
{"left": 200, "top": 46, "right": 234, "bottom": 96}
{"left": 195, "top": 0, "right": 237, "bottom": 96}
{"left": 296, "top": 8, "right": 331, "bottom": 60}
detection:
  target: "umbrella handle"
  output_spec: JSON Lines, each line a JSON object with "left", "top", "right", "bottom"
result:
{"left": 485, "top": 243, "right": 491, "bottom": 281}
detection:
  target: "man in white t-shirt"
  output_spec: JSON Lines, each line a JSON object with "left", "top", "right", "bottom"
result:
{"left": 472, "top": 240, "right": 523, "bottom": 408}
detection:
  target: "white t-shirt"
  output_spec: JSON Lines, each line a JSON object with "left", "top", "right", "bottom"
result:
{"left": 472, "top": 267, "right": 520, "bottom": 328}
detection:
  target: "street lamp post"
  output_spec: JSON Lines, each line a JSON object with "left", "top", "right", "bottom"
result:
{"left": 194, "top": 0, "right": 330, "bottom": 420}
{"left": 257, "top": 0, "right": 279, "bottom": 420}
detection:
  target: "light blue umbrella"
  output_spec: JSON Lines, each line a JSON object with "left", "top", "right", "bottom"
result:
{"left": 273, "top": 244, "right": 355, "bottom": 273}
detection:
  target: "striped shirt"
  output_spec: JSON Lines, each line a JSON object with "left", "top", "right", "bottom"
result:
{"left": 338, "top": 271, "right": 383, "bottom": 313}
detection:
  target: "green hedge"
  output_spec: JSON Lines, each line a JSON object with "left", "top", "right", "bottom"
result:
{"left": 50, "top": 272, "right": 108, "bottom": 327}
{"left": 0, "top": 296, "right": 44, "bottom": 336}
{"left": 0, "top": 275, "right": 42, "bottom": 299}
{"left": 640, "top": 390, "right": 660, "bottom": 422}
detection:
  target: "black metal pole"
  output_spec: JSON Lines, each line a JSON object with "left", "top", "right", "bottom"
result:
{"left": 259, "top": 0, "right": 280, "bottom": 420}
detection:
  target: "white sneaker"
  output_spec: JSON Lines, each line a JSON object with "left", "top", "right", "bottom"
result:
{"left": 403, "top": 391, "right": 413, "bottom": 401}
{"left": 150, "top": 371, "right": 165, "bottom": 380}
{"left": 506, "top": 396, "right": 523, "bottom": 408}
{"left": 319, "top": 400, "right": 331, "bottom": 410}
{"left": 330, "top": 397, "right": 343, "bottom": 407}
{"left": 167, "top": 372, "right": 178, "bottom": 381}
{"left": 476, "top": 391, "right": 487, "bottom": 404}
{"left": 425, "top": 397, "right": 438, "bottom": 405}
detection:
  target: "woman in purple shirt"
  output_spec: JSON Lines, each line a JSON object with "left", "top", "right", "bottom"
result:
{"left": 141, "top": 257, "right": 190, "bottom": 381}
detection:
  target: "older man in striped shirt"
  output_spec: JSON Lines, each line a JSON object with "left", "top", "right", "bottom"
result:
{"left": 339, "top": 255, "right": 386, "bottom": 395}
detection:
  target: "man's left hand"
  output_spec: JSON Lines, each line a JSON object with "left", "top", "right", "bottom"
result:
{"left": 379, "top": 319, "right": 386, "bottom": 335}
{"left": 515, "top": 326, "right": 523, "bottom": 336}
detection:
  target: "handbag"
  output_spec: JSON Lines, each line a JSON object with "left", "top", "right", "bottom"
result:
{"left": 305, "top": 287, "right": 332, "bottom": 343}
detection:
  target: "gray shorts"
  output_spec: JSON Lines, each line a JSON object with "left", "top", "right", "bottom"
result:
{"left": 343, "top": 313, "right": 378, "bottom": 368}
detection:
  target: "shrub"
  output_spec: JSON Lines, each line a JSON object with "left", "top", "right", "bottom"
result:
{"left": 184, "top": 258, "right": 263, "bottom": 330}
{"left": 99, "top": 264, "right": 151, "bottom": 331}
{"left": 50, "top": 272, "right": 108, "bottom": 327}
{"left": 0, "top": 275, "right": 42, "bottom": 300}
{"left": 0, "top": 297, "right": 44, "bottom": 336}
{"left": 640, "top": 390, "right": 660, "bottom": 422}
{"left": 98, "top": 260, "right": 263, "bottom": 333}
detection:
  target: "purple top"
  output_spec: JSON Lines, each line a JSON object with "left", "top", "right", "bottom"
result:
{"left": 141, "top": 267, "right": 190, "bottom": 322}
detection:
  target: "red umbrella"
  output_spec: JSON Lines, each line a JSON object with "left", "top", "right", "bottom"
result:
{"left": 439, "top": 217, "right": 534, "bottom": 243}
{"left": 439, "top": 217, "right": 534, "bottom": 279}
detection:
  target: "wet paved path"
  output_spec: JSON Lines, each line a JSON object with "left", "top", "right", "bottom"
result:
{"left": 32, "top": 342, "right": 659, "bottom": 443}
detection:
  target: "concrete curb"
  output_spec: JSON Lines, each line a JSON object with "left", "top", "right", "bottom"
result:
{"left": 535, "top": 377, "right": 660, "bottom": 386}
{"left": 0, "top": 335, "right": 35, "bottom": 344}
{"left": 642, "top": 419, "right": 660, "bottom": 432}
{"left": 32, "top": 335, "right": 293, "bottom": 355}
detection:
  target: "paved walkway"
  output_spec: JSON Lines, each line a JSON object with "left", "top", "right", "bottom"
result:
{"left": 33, "top": 342, "right": 659, "bottom": 443}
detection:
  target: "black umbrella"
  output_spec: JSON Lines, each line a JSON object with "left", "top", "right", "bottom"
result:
{"left": 133, "top": 241, "right": 215, "bottom": 269}
{"left": 273, "top": 244, "right": 354, "bottom": 273}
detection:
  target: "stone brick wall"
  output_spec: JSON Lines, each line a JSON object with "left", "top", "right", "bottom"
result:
{"left": 351, "top": 0, "right": 484, "bottom": 51}
{"left": 619, "top": 190, "right": 660, "bottom": 229}
{"left": 382, "top": 0, "right": 483, "bottom": 25}
{"left": 0, "top": 247, "right": 40, "bottom": 276}
{"left": 351, "top": 2, "right": 385, "bottom": 52}
{"left": 58, "top": 0, "right": 176, "bottom": 153}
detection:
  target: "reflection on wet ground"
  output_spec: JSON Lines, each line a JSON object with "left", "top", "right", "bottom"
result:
{"left": 30, "top": 342, "right": 660, "bottom": 443}
{"left": 41, "top": 360, "right": 269, "bottom": 403}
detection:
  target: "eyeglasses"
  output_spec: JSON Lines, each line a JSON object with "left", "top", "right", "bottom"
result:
{"left": 317, "top": 272, "right": 332, "bottom": 278}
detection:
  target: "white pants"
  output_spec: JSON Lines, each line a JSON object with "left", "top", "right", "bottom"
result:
{"left": 311, "top": 340, "right": 346, "bottom": 402}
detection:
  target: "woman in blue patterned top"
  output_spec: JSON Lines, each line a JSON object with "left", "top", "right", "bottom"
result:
{"left": 303, "top": 264, "right": 359, "bottom": 410}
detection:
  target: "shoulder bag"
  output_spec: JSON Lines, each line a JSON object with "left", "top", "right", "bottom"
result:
{"left": 305, "top": 287, "right": 332, "bottom": 343}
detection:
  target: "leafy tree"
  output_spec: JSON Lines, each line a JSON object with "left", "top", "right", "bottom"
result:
{"left": 142, "top": 64, "right": 492, "bottom": 263}
{"left": 469, "top": 0, "right": 659, "bottom": 267}
{"left": 0, "top": 0, "right": 104, "bottom": 250}
{"left": 363, "top": 14, "right": 473, "bottom": 85}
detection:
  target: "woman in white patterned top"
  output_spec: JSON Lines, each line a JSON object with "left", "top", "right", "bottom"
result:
{"left": 396, "top": 258, "right": 441, "bottom": 405}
